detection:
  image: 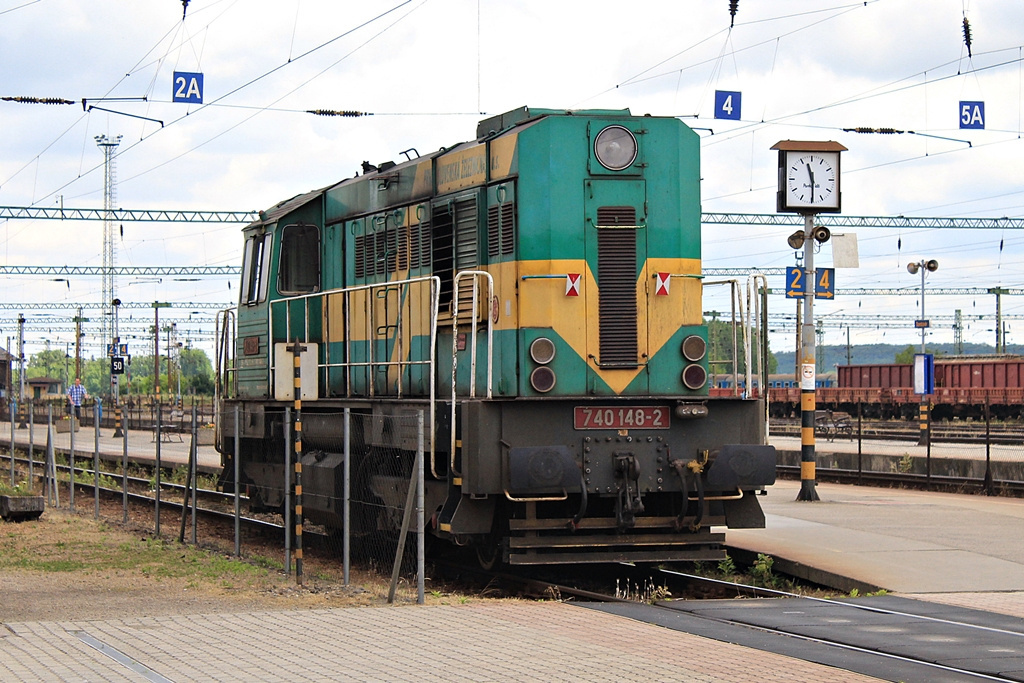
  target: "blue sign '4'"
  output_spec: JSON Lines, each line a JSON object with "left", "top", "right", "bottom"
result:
{"left": 714, "top": 90, "right": 742, "bottom": 121}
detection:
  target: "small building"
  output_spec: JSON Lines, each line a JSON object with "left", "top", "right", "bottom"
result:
{"left": 0, "top": 347, "right": 13, "bottom": 400}
{"left": 26, "top": 377, "right": 64, "bottom": 401}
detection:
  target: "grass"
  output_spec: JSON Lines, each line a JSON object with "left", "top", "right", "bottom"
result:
{"left": 0, "top": 513, "right": 264, "bottom": 584}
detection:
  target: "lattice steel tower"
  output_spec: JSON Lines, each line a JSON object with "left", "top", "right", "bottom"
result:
{"left": 95, "top": 134, "right": 122, "bottom": 348}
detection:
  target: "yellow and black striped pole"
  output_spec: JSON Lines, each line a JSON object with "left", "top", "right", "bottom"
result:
{"left": 918, "top": 399, "right": 929, "bottom": 447}
{"left": 289, "top": 338, "right": 305, "bottom": 586}
{"left": 797, "top": 214, "right": 820, "bottom": 502}
{"left": 112, "top": 403, "right": 124, "bottom": 438}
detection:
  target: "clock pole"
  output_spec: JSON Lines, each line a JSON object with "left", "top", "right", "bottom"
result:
{"left": 797, "top": 212, "right": 820, "bottom": 502}
{"left": 772, "top": 139, "right": 846, "bottom": 502}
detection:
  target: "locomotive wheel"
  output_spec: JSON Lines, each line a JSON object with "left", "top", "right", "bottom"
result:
{"left": 475, "top": 542, "right": 501, "bottom": 571}
{"left": 474, "top": 500, "right": 507, "bottom": 570}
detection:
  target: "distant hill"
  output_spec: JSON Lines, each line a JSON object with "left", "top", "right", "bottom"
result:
{"left": 773, "top": 343, "right": 1024, "bottom": 375}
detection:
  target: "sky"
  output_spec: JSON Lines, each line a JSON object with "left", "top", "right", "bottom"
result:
{"left": 2, "top": 0, "right": 1024, "bottom": 367}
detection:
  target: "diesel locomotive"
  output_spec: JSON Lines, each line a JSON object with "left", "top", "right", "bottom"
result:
{"left": 215, "top": 106, "right": 776, "bottom": 565}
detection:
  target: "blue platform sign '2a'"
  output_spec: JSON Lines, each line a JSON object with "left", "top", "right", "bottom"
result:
{"left": 173, "top": 72, "right": 204, "bottom": 104}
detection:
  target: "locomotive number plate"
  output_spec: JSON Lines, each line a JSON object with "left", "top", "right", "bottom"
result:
{"left": 573, "top": 406, "right": 669, "bottom": 430}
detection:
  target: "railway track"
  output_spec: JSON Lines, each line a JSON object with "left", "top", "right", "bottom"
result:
{"left": 481, "top": 564, "right": 1021, "bottom": 682}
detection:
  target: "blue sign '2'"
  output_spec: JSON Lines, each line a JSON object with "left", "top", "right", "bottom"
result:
{"left": 173, "top": 72, "right": 204, "bottom": 103}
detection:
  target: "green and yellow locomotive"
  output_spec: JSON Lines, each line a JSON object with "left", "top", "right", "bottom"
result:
{"left": 217, "top": 106, "right": 775, "bottom": 565}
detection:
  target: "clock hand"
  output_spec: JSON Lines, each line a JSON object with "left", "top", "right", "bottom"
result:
{"left": 807, "top": 163, "right": 815, "bottom": 202}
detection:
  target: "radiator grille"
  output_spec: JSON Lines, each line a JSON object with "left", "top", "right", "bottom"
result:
{"left": 597, "top": 206, "right": 638, "bottom": 365}
{"left": 487, "top": 202, "right": 515, "bottom": 257}
{"left": 597, "top": 206, "right": 637, "bottom": 226}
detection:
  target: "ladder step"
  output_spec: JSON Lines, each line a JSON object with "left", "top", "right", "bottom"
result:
{"left": 508, "top": 531, "right": 725, "bottom": 550}
{"left": 509, "top": 515, "right": 726, "bottom": 532}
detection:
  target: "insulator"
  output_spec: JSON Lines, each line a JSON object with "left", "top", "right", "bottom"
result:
{"left": 728, "top": 0, "right": 739, "bottom": 27}
{"left": 2, "top": 96, "right": 74, "bottom": 105}
{"left": 877, "top": 128, "right": 899, "bottom": 134}
{"left": 962, "top": 17, "right": 973, "bottom": 58}
{"left": 307, "top": 109, "right": 364, "bottom": 117}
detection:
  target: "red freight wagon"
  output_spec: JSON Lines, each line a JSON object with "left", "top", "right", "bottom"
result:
{"left": 837, "top": 363, "right": 913, "bottom": 389}
{"left": 937, "top": 359, "right": 1024, "bottom": 389}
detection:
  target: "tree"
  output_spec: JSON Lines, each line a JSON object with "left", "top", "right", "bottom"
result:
{"left": 27, "top": 349, "right": 72, "bottom": 384}
{"left": 894, "top": 345, "right": 945, "bottom": 364}
{"left": 179, "top": 348, "right": 214, "bottom": 396}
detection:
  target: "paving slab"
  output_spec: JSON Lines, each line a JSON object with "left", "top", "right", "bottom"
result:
{"left": 0, "top": 603, "right": 880, "bottom": 682}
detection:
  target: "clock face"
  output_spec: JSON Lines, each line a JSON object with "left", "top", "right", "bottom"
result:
{"left": 784, "top": 151, "right": 839, "bottom": 210}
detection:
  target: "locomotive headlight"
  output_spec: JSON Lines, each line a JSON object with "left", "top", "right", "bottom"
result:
{"left": 681, "top": 335, "right": 706, "bottom": 362}
{"left": 681, "top": 363, "right": 708, "bottom": 390}
{"left": 530, "top": 337, "right": 556, "bottom": 364}
{"left": 530, "top": 366, "right": 556, "bottom": 393}
{"left": 594, "top": 125, "right": 637, "bottom": 171}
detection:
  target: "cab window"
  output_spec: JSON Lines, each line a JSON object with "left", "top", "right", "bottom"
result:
{"left": 278, "top": 224, "right": 321, "bottom": 295}
{"left": 241, "top": 232, "right": 271, "bottom": 305}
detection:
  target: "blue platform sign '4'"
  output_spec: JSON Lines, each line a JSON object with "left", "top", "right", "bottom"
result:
{"left": 959, "top": 101, "right": 984, "bottom": 129}
{"left": 173, "top": 72, "right": 204, "bottom": 104}
{"left": 714, "top": 90, "right": 742, "bottom": 121}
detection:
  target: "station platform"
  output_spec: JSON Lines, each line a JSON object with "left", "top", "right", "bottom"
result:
{"left": 729, "top": 478, "right": 1024, "bottom": 594}
{"left": 8, "top": 422, "right": 220, "bottom": 472}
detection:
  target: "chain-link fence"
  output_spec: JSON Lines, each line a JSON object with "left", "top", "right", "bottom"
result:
{"left": 769, "top": 402, "right": 1024, "bottom": 493}
{"left": 3, "top": 401, "right": 426, "bottom": 603}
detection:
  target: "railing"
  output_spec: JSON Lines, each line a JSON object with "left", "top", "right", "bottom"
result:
{"left": 449, "top": 271, "right": 494, "bottom": 477}
{"left": 268, "top": 276, "right": 443, "bottom": 476}
{"left": 214, "top": 307, "right": 237, "bottom": 449}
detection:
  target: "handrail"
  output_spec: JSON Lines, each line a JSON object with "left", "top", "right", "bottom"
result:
{"left": 266, "top": 276, "right": 442, "bottom": 476}
{"left": 214, "top": 307, "right": 237, "bottom": 452}
{"left": 449, "top": 271, "right": 494, "bottom": 478}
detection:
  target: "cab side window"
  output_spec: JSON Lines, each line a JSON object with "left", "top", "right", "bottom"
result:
{"left": 278, "top": 224, "right": 321, "bottom": 295}
{"left": 241, "top": 232, "right": 270, "bottom": 305}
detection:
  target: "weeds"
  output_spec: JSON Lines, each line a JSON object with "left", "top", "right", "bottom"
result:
{"left": 615, "top": 577, "right": 672, "bottom": 603}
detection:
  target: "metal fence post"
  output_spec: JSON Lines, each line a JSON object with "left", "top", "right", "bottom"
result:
{"left": 69, "top": 405, "right": 76, "bottom": 511}
{"left": 191, "top": 405, "right": 197, "bottom": 544}
{"left": 28, "top": 405, "right": 34, "bottom": 485}
{"left": 984, "top": 399, "right": 994, "bottom": 496}
{"left": 155, "top": 405, "right": 162, "bottom": 535}
{"left": 122, "top": 408, "right": 129, "bottom": 523}
{"left": 94, "top": 398, "right": 101, "bottom": 519}
{"left": 234, "top": 404, "right": 240, "bottom": 557}
{"left": 45, "top": 406, "right": 58, "bottom": 507}
{"left": 417, "top": 410, "right": 425, "bottom": 605}
{"left": 9, "top": 400, "right": 14, "bottom": 487}
{"left": 343, "top": 407, "right": 350, "bottom": 586}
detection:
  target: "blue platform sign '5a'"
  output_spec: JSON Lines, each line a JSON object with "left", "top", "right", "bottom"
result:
{"left": 714, "top": 90, "right": 742, "bottom": 120}
{"left": 173, "top": 71, "right": 204, "bottom": 104}
{"left": 959, "top": 101, "right": 984, "bottom": 129}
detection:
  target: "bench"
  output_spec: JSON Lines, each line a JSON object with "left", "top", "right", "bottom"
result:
{"left": 151, "top": 409, "right": 187, "bottom": 443}
{"left": 815, "top": 410, "right": 853, "bottom": 442}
